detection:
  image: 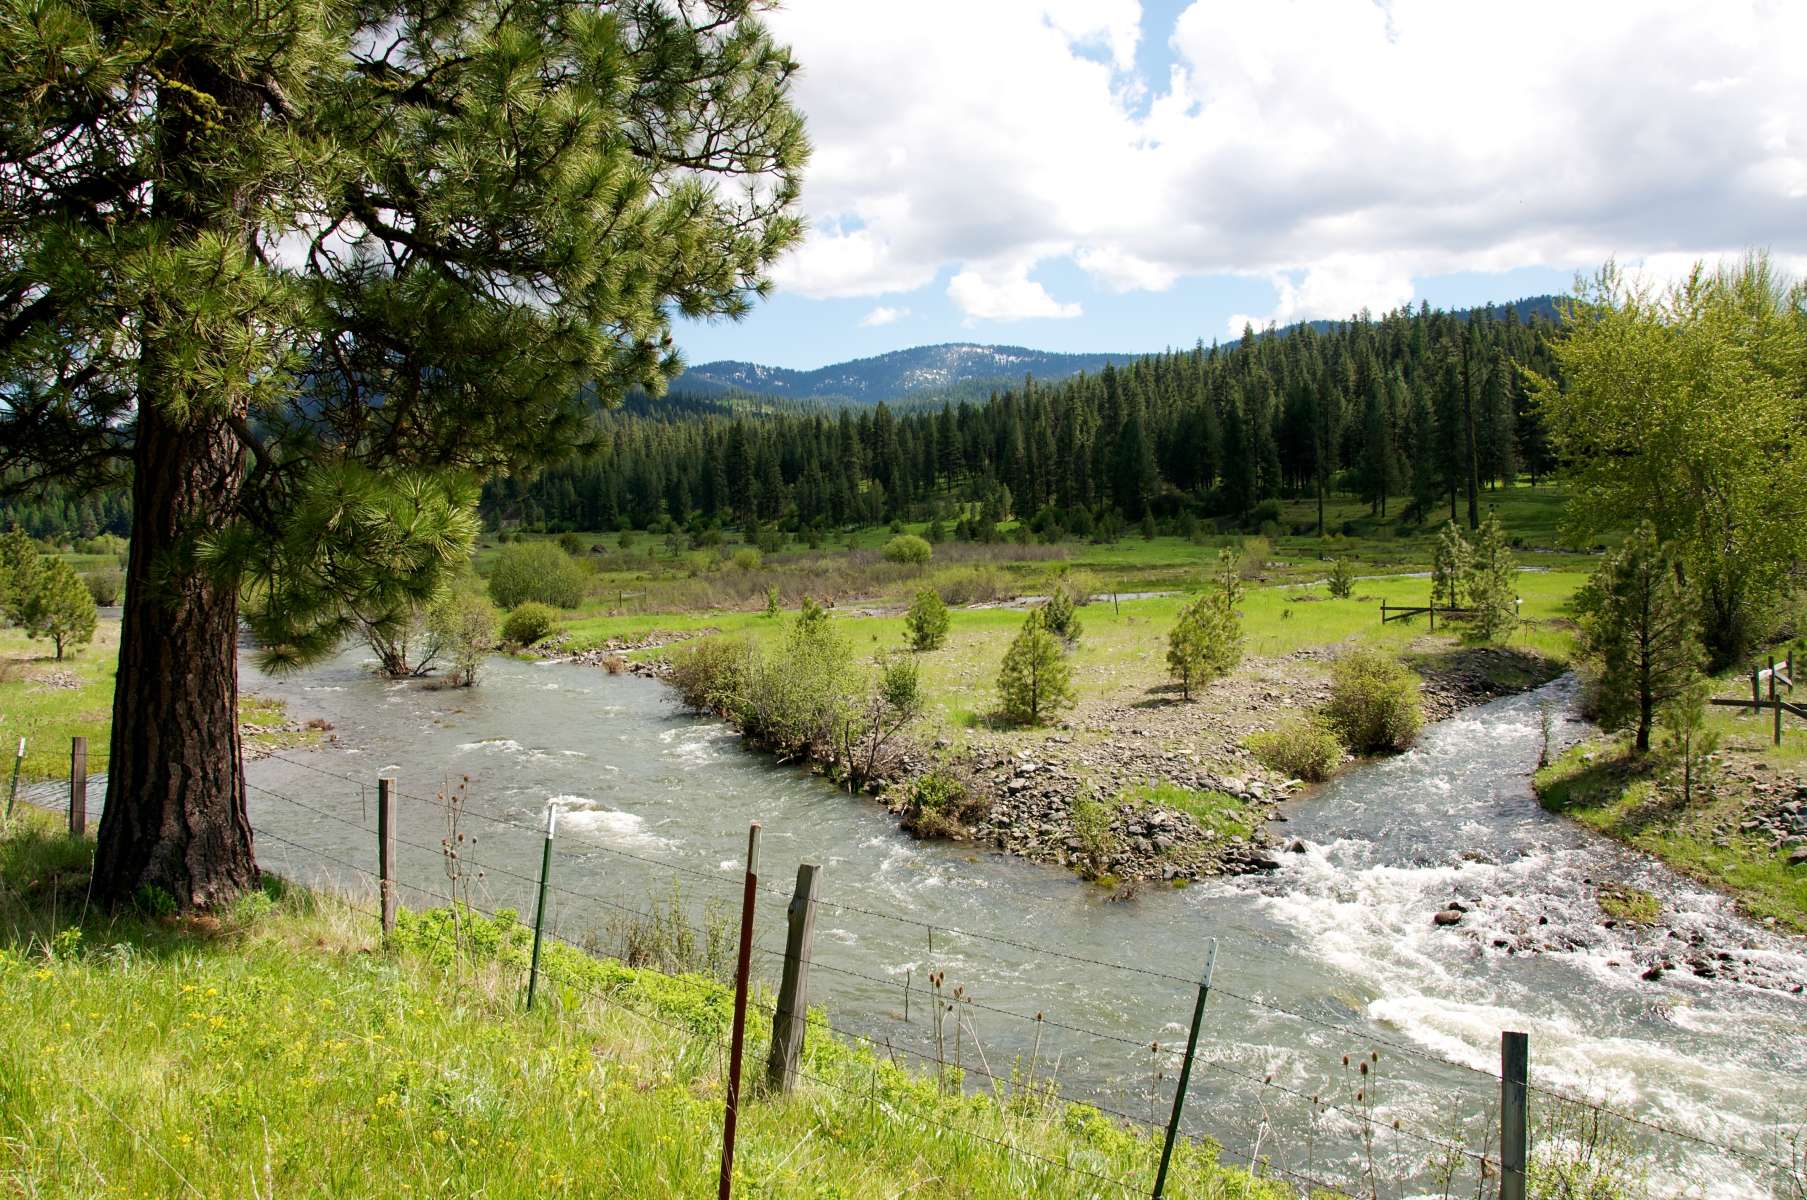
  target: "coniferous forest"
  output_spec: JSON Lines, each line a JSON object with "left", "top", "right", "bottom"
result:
{"left": 480, "top": 301, "right": 1560, "bottom": 538}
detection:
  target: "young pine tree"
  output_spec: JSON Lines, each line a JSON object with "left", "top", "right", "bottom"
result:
{"left": 1465, "top": 511, "right": 1519, "bottom": 643}
{"left": 1167, "top": 550, "right": 1244, "bottom": 699}
{"left": 996, "top": 610, "right": 1075, "bottom": 726}
{"left": 1431, "top": 522, "right": 1472, "bottom": 609}
{"left": 1575, "top": 522, "right": 1704, "bottom": 753}
{"left": 1040, "top": 583, "right": 1083, "bottom": 644}
{"left": 904, "top": 589, "right": 950, "bottom": 652}
{"left": 19, "top": 557, "right": 98, "bottom": 660}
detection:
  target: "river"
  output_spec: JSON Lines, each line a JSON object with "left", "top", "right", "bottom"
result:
{"left": 238, "top": 645, "right": 1807, "bottom": 1197}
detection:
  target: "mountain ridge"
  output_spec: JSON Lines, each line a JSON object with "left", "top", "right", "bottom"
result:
{"left": 676, "top": 294, "right": 1563, "bottom": 408}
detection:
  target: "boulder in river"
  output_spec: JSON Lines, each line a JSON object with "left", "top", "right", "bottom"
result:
{"left": 1433, "top": 909, "right": 1465, "bottom": 926}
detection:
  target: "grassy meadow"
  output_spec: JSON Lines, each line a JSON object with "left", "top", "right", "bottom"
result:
{"left": 0, "top": 808, "right": 1278, "bottom": 1199}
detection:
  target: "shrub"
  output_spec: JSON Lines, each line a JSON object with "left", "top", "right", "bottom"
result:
{"left": 882, "top": 534, "right": 932, "bottom": 566}
{"left": 427, "top": 587, "right": 499, "bottom": 686}
{"left": 1324, "top": 648, "right": 1422, "bottom": 753}
{"left": 500, "top": 601, "right": 561, "bottom": 647}
{"left": 1069, "top": 791, "right": 1118, "bottom": 879}
{"left": 936, "top": 567, "right": 1003, "bottom": 606}
{"left": 731, "top": 547, "right": 762, "bottom": 572}
{"left": 668, "top": 637, "right": 754, "bottom": 714}
{"left": 1465, "top": 511, "right": 1519, "bottom": 644}
{"left": 1237, "top": 535, "right": 1271, "bottom": 579}
{"left": 904, "top": 589, "right": 950, "bottom": 651}
{"left": 901, "top": 768, "right": 976, "bottom": 839}
{"left": 763, "top": 584, "right": 781, "bottom": 618}
{"left": 556, "top": 531, "right": 583, "bottom": 556}
{"left": 1327, "top": 558, "right": 1356, "bottom": 599}
{"left": 83, "top": 567, "right": 123, "bottom": 606}
{"left": 734, "top": 598, "right": 855, "bottom": 759}
{"left": 488, "top": 541, "right": 586, "bottom": 609}
{"left": 1246, "top": 716, "right": 1343, "bottom": 782}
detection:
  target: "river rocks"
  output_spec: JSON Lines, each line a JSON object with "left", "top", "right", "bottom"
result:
{"left": 1432, "top": 909, "right": 1465, "bottom": 926}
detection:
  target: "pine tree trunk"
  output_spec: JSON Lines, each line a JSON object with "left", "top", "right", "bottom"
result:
{"left": 93, "top": 400, "right": 255, "bottom": 908}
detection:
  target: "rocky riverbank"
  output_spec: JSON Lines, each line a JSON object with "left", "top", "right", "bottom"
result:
{"left": 559, "top": 624, "right": 1565, "bottom": 889}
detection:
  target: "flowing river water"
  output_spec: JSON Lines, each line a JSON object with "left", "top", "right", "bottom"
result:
{"left": 235, "top": 645, "right": 1807, "bottom": 1197}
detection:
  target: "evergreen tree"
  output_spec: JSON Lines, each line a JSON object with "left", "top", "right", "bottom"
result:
{"left": 904, "top": 589, "right": 950, "bottom": 652}
{"left": 1574, "top": 522, "right": 1704, "bottom": 753}
{"left": 1465, "top": 511, "right": 1519, "bottom": 642}
{"left": 1431, "top": 522, "right": 1472, "bottom": 609}
{"left": 996, "top": 610, "right": 1074, "bottom": 726}
{"left": 19, "top": 557, "right": 98, "bottom": 660}
{"left": 0, "top": 0, "right": 806, "bottom": 905}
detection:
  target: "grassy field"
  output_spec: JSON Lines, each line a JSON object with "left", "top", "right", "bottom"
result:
{"left": 0, "top": 809, "right": 1278, "bottom": 1199}
{"left": 1534, "top": 660, "right": 1807, "bottom": 933}
{"left": 0, "top": 623, "right": 314, "bottom": 783}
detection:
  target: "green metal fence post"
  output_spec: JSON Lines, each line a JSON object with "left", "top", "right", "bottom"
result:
{"left": 1152, "top": 938, "right": 1218, "bottom": 1199}
{"left": 526, "top": 805, "right": 556, "bottom": 1011}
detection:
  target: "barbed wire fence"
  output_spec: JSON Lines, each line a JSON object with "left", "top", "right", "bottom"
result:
{"left": 8, "top": 739, "right": 1805, "bottom": 1200}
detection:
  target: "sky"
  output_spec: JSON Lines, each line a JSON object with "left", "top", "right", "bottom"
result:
{"left": 672, "top": 0, "right": 1807, "bottom": 370}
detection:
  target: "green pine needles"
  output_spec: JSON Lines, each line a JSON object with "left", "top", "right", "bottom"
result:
{"left": 1166, "top": 548, "right": 1244, "bottom": 700}
{"left": 996, "top": 609, "right": 1074, "bottom": 726}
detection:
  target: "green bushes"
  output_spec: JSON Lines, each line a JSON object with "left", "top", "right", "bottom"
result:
{"left": 882, "top": 534, "right": 932, "bottom": 566}
{"left": 904, "top": 588, "right": 949, "bottom": 651}
{"left": 667, "top": 636, "right": 754, "bottom": 714}
{"left": 427, "top": 586, "right": 499, "bottom": 685}
{"left": 500, "top": 601, "right": 561, "bottom": 647}
{"left": 1245, "top": 716, "right": 1343, "bottom": 782}
{"left": 82, "top": 566, "right": 123, "bottom": 606}
{"left": 487, "top": 541, "right": 586, "bottom": 608}
{"left": 1324, "top": 647, "right": 1423, "bottom": 753}
{"left": 1039, "top": 582, "right": 1082, "bottom": 643}
{"left": 900, "top": 767, "right": 985, "bottom": 838}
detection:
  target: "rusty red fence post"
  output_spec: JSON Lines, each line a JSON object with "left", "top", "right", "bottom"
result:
{"left": 719, "top": 821, "right": 761, "bottom": 1200}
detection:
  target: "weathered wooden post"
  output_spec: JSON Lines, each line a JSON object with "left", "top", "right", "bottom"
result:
{"left": 1501, "top": 1031, "right": 1529, "bottom": 1200}
{"left": 765, "top": 862, "right": 821, "bottom": 1094}
{"left": 526, "top": 805, "right": 556, "bottom": 1011}
{"left": 1429, "top": 597, "right": 1436, "bottom": 631}
{"left": 4, "top": 737, "right": 23, "bottom": 822}
{"left": 1152, "top": 938, "right": 1218, "bottom": 1200}
{"left": 719, "top": 822, "right": 760, "bottom": 1200}
{"left": 376, "top": 777, "right": 398, "bottom": 936}
{"left": 1752, "top": 665, "right": 1761, "bottom": 708}
{"left": 1772, "top": 657, "right": 1782, "bottom": 747}
{"left": 68, "top": 736, "right": 86, "bottom": 836}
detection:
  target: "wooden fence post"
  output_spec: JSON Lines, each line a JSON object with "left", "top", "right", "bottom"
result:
{"left": 377, "top": 778, "right": 397, "bottom": 936}
{"left": 719, "top": 822, "right": 760, "bottom": 1200}
{"left": 765, "top": 862, "right": 821, "bottom": 1094}
{"left": 1152, "top": 939, "right": 1218, "bottom": 1200}
{"left": 4, "top": 737, "right": 23, "bottom": 822}
{"left": 1501, "top": 1031, "right": 1529, "bottom": 1200}
{"left": 68, "top": 737, "right": 86, "bottom": 836}
{"left": 1752, "top": 666, "right": 1761, "bottom": 709}
{"left": 1771, "top": 657, "right": 1782, "bottom": 747}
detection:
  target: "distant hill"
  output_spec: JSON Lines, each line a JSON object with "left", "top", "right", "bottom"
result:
{"left": 679, "top": 343, "right": 1131, "bottom": 407}
{"left": 674, "top": 295, "right": 1566, "bottom": 409}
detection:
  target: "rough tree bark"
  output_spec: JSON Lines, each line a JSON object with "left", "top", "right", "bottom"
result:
{"left": 93, "top": 401, "right": 255, "bottom": 906}
{"left": 92, "top": 59, "right": 258, "bottom": 907}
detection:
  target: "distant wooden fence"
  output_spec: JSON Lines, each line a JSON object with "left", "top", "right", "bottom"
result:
{"left": 1379, "top": 599, "right": 1475, "bottom": 630}
{"left": 1709, "top": 653, "right": 1799, "bottom": 745}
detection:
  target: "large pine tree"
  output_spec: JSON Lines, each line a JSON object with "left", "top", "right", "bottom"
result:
{"left": 0, "top": 0, "right": 806, "bottom": 905}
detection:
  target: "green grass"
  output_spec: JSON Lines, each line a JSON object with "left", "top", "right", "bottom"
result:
{"left": 1596, "top": 883, "right": 1660, "bottom": 926}
{"left": 0, "top": 620, "right": 314, "bottom": 782}
{"left": 1119, "top": 782, "right": 1259, "bottom": 841}
{"left": 1535, "top": 742, "right": 1807, "bottom": 934}
{"left": 0, "top": 810, "right": 1283, "bottom": 1199}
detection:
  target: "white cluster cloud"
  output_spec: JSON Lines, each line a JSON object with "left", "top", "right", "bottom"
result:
{"left": 762, "top": 0, "right": 1807, "bottom": 330}
{"left": 860, "top": 305, "right": 911, "bottom": 327}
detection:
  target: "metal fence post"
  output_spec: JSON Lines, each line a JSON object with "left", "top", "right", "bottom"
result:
{"left": 68, "top": 736, "right": 86, "bottom": 836}
{"left": 1152, "top": 938, "right": 1218, "bottom": 1200}
{"left": 719, "top": 821, "right": 761, "bottom": 1200}
{"left": 1501, "top": 1030, "right": 1529, "bottom": 1200}
{"left": 4, "top": 737, "right": 23, "bottom": 822}
{"left": 526, "top": 805, "right": 556, "bottom": 1011}
{"left": 765, "top": 862, "right": 821, "bottom": 1094}
{"left": 377, "top": 778, "right": 397, "bottom": 936}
